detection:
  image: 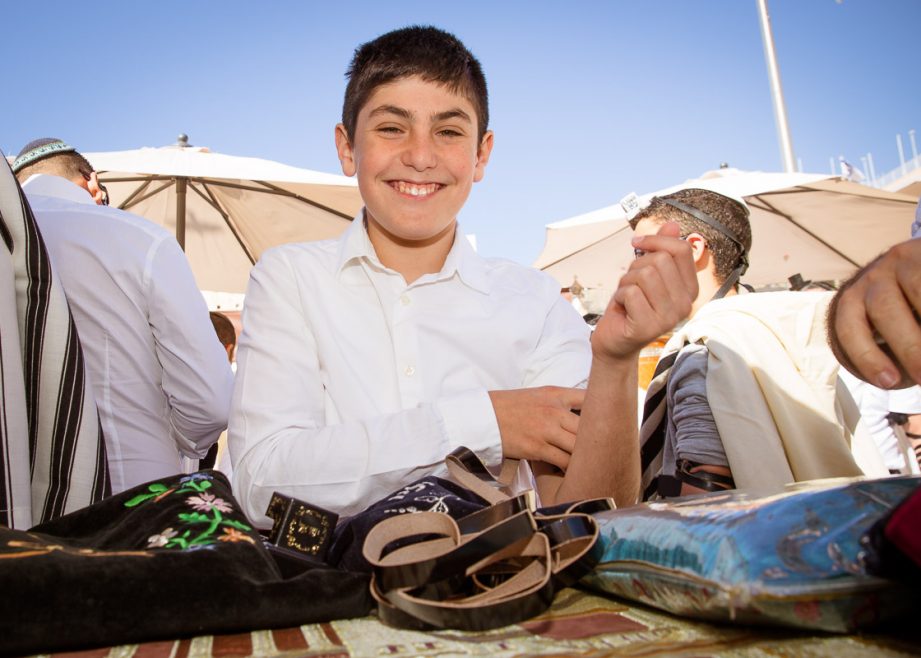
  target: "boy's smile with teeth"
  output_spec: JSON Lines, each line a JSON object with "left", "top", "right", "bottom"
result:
{"left": 392, "top": 181, "right": 442, "bottom": 197}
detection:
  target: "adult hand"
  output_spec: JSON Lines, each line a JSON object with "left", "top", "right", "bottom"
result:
{"left": 488, "top": 386, "right": 584, "bottom": 471}
{"left": 592, "top": 222, "right": 697, "bottom": 362}
{"left": 829, "top": 239, "right": 921, "bottom": 389}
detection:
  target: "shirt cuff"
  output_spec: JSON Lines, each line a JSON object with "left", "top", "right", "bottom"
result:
{"left": 436, "top": 389, "right": 503, "bottom": 467}
{"left": 888, "top": 387, "right": 921, "bottom": 414}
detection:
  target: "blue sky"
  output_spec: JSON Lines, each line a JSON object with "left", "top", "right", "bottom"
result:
{"left": 3, "top": 0, "right": 918, "bottom": 265}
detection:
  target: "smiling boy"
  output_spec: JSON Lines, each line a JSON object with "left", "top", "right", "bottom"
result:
{"left": 229, "top": 26, "right": 696, "bottom": 524}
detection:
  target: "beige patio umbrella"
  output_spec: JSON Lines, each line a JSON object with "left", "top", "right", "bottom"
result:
{"left": 534, "top": 168, "right": 918, "bottom": 306}
{"left": 86, "top": 136, "right": 363, "bottom": 294}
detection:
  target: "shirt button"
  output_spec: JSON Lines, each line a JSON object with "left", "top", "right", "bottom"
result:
{"left": 400, "top": 294, "right": 411, "bottom": 306}
{"left": 404, "top": 365, "right": 416, "bottom": 377}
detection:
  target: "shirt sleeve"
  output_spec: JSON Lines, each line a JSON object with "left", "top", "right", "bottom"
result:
{"left": 520, "top": 281, "right": 592, "bottom": 389}
{"left": 668, "top": 344, "right": 730, "bottom": 467}
{"left": 229, "top": 250, "right": 504, "bottom": 524}
{"left": 145, "top": 236, "right": 234, "bottom": 458}
{"left": 888, "top": 386, "right": 921, "bottom": 415}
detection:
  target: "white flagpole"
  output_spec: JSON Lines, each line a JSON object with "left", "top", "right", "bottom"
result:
{"left": 897, "top": 134, "right": 907, "bottom": 176}
{"left": 757, "top": 0, "right": 796, "bottom": 173}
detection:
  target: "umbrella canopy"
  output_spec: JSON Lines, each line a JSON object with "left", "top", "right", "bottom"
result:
{"left": 534, "top": 168, "right": 918, "bottom": 303}
{"left": 86, "top": 138, "right": 363, "bottom": 294}
{"left": 885, "top": 167, "right": 921, "bottom": 199}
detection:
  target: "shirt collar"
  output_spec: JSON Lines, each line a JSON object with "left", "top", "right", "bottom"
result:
{"left": 21, "top": 174, "right": 95, "bottom": 205}
{"left": 442, "top": 223, "right": 490, "bottom": 294}
{"left": 336, "top": 210, "right": 380, "bottom": 275}
{"left": 335, "top": 210, "right": 491, "bottom": 294}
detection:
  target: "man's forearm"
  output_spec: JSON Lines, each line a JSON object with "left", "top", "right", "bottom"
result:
{"left": 553, "top": 352, "right": 640, "bottom": 507}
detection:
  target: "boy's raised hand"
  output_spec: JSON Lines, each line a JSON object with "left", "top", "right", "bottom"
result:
{"left": 488, "top": 386, "right": 584, "bottom": 471}
{"left": 485, "top": 223, "right": 694, "bottom": 485}
{"left": 592, "top": 222, "right": 697, "bottom": 363}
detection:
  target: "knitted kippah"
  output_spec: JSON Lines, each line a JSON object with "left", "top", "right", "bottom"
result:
{"left": 12, "top": 138, "right": 76, "bottom": 173}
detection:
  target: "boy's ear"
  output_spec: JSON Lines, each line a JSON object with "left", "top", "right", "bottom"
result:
{"left": 335, "top": 124, "right": 356, "bottom": 177}
{"left": 686, "top": 232, "right": 709, "bottom": 267}
{"left": 473, "top": 130, "right": 494, "bottom": 183}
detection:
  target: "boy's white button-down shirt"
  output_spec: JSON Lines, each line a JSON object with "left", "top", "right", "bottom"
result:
{"left": 23, "top": 175, "right": 235, "bottom": 494}
{"left": 230, "top": 216, "right": 591, "bottom": 523}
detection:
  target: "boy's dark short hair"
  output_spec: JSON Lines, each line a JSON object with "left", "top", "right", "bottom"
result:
{"left": 342, "top": 25, "right": 489, "bottom": 142}
{"left": 630, "top": 188, "right": 752, "bottom": 284}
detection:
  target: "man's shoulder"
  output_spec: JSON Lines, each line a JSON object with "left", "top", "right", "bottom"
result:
{"left": 682, "top": 291, "right": 831, "bottom": 339}
{"left": 100, "top": 206, "right": 175, "bottom": 241}
{"left": 30, "top": 194, "right": 174, "bottom": 242}
{"left": 674, "top": 342, "right": 710, "bottom": 375}
{"left": 701, "top": 290, "right": 833, "bottom": 319}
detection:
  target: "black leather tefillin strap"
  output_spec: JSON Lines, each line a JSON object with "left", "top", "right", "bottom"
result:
{"left": 674, "top": 458, "right": 735, "bottom": 492}
{"left": 660, "top": 196, "right": 750, "bottom": 302}
{"left": 362, "top": 447, "right": 614, "bottom": 631}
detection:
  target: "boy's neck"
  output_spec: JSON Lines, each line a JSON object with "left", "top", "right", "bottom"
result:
{"left": 692, "top": 267, "right": 736, "bottom": 317}
{"left": 365, "top": 216, "right": 457, "bottom": 285}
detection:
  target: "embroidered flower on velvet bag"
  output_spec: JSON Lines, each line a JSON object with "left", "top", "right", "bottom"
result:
{"left": 218, "top": 527, "right": 256, "bottom": 544}
{"left": 125, "top": 474, "right": 216, "bottom": 508}
{"left": 147, "top": 527, "right": 179, "bottom": 548}
{"left": 186, "top": 492, "right": 233, "bottom": 514}
{"left": 180, "top": 473, "right": 213, "bottom": 484}
{"left": 126, "top": 473, "right": 254, "bottom": 550}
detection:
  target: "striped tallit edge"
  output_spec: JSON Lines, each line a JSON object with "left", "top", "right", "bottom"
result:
{"left": 638, "top": 350, "right": 679, "bottom": 501}
{"left": 0, "top": 328, "right": 12, "bottom": 527}
{"left": 3, "top": 163, "right": 109, "bottom": 526}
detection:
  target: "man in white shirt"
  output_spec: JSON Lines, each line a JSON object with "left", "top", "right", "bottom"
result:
{"left": 14, "top": 138, "right": 234, "bottom": 493}
{"left": 229, "top": 27, "right": 697, "bottom": 524}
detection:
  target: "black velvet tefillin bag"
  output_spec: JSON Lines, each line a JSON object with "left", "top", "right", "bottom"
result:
{"left": 0, "top": 471, "right": 372, "bottom": 657}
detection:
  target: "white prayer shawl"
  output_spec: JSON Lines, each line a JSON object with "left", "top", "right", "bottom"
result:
{"left": 663, "top": 290, "right": 886, "bottom": 491}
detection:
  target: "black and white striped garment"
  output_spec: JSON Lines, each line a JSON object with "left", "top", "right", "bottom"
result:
{"left": 0, "top": 154, "right": 109, "bottom": 529}
{"left": 638, "top": 350, "right": 679, "bottom": 501}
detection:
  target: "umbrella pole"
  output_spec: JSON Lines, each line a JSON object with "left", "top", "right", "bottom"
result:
{"left": 176, "top": 177, "right": 187, "bottom": 250}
